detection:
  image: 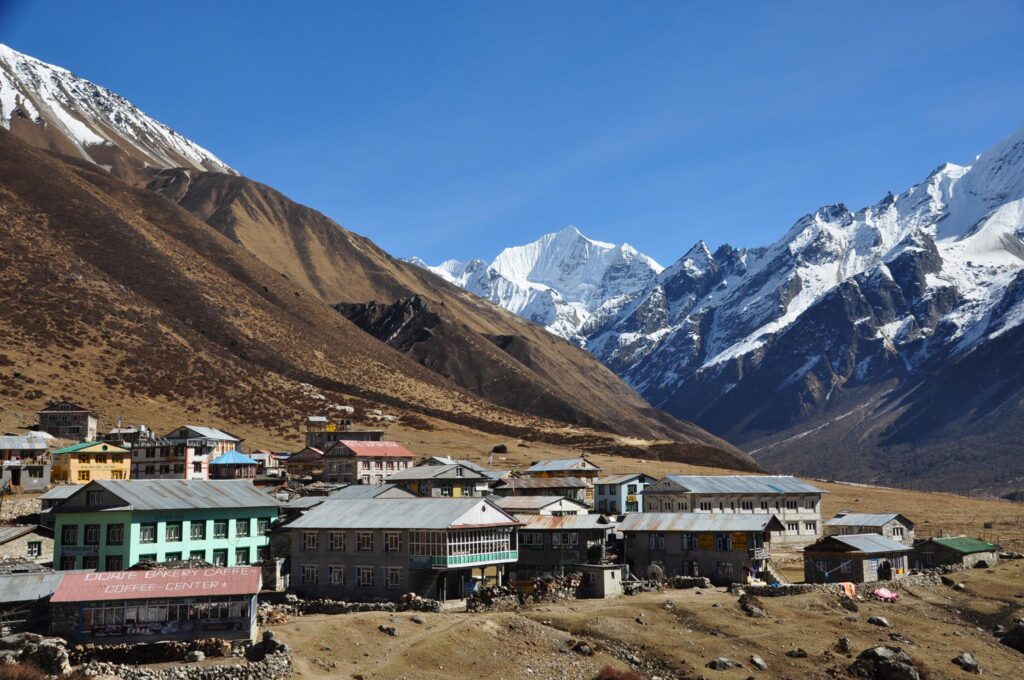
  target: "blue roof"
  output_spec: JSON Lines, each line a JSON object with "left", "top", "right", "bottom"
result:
{"left": 210, "top": 450, "right": 258, "bottom": 466}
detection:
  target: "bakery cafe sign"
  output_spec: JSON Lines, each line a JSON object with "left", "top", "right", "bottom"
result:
{"left": 82, "top": 568, "right": 250, "bottom": 596}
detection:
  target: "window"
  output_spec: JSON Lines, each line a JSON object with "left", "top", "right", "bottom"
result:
{"left": 358, "top": 567, "right": 374, "bottom": 587}
{"left": 386, "top": 567, "right": 403, "bottom": 588}
{"left": 699, "top": 501, "right": 712, "bottom": 512}
{"left": 257, "top": 546, "right": 269, "bottom": 562}
{"left": 648, "top": 532, "right": 665, "bottom": 550}
{"left": 257, "top": 518, "right": 271, "bottom": 534}
{"left": 681, "top": 533, "right": 697, "bottom": 550}
{"left": 165, "top": 522, "right": 182, "bottom": 542}
{"left": 627, "top": 484, "right": 638, "bottom": 495}
{"left": 785, "top": 500, "right": 798, "bottom": 511}
{"left": 814, "top": 559, "right": 828, "bottom": 574}
{"left": 106, "top": 523, "right": 124, "bottom": 545}
{"left": 190, "top": 521, "right": 206, "bottom": 540}
{"left": 213, "top": 520, "right": 228, "bottom": 539}
{"left": 715, "top": 533, "right": 732, "bottom": 551}
{"left": 804, "top": 521, "right": 817, "bottom": 533}
{"left": 110, "top": 470, "right": 125, "bottom": 480}
{"left": 165, "top": 552, "right": 182, "bottom": 561}
{"left": 759, "top": 501, "right": 769, "bottom": 511}
{"left": 60, "top": 556, "right": 76, "bottom": 570}
{"left": 374, "top": 461, "right": 383, "bottom": 470}
{"left": 329, "top": 532, "right": 346, "bottom": 551}
{"left": 302, "top": 531, "right": 319, "bottom": 551}
{"left": 357, "top": 532, "right": 373, "bottom": 552}
{"left": 60, "top": 522, "right": 77, "bottom": 544}
{"left": 235, "top": 519, "right": 250, "bottom": 537}
{"left": 302, "top": 565, "right": 318, "bottom": 585}
{"left": 212, "top": 549, "right": 227, "bottom": 566}
{"left": 440, "top": 486, "right": 452, "bottom": 497}
{"left": 805, "top": 499, "right": 816, "bottom": 510}
{"left": 193, "top": 462, "right": 202, "bottom": 473}
{"left": 27, "top": 541, "right": 41, "bottom": 557}
{"left": 87, "top": 490, "right": 103, "bottom": 506}
{"left": 27, "top": 467, "right": 42, "bottom": 478}
{"left": 840, "top": 561, "right": 852, "bottom": 574}
{"left": 77, "top": 470, "right": 91, "bottom": 482}
{"left": 139, "top": 553, "right": 157, "bottom": 563}
{"left": 84, "top": 524, "right": 100, "bottom": 546}
{"left": 891, "top": 526, "right": 904, "bottom": 539}
{"left": 384, "top": 532, "right": 400, "bottom": 552}
{"left": 139, "top": 523, "right": 157, "bottom": 543}
{"left": 787, "top": 522, "right": 799, "bottom": 534}
{"left": 145, "top": 465, "right": 155, "bottom": 475}
{"left": 96, "top": 455, "right": 107, "bottom": 464}
{"left": 190, "top": 550, "right": 206, "bottom": 561}
{"left": 330, "top": 566, "right": 345, "bottom": 585}
{"left": 741, "top": 501, "right": 753, "bottom": 511}
{"left": 235, "top": 548, "right": 250, "bottom": 565}
{"left": 82, "top": 556, "right": 98, "bottom": 570}
{"left": 105, "top": 555, "right": 123, "bottom": 570}
{"left": 455, "top": 467, "right": 464, "bottom": 477}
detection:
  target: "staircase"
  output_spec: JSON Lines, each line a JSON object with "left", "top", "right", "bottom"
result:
{"left": 763, "top": 560, "right": 791, "bottom": 585}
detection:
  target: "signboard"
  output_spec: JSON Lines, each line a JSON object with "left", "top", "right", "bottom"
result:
{"left": 731, "top": 533, "right": 748, "bottom": 550}
{"left": 409, "top": 556, "right": 433, "bottom": 570}
{"left": 626, "top": 495, "right": 637, "bottom": 503}
{"left": 698, "top": 534, "right": 715, "bottom": 550}
{"left": 52, "top": 567, "right": 262, "bottom": 602}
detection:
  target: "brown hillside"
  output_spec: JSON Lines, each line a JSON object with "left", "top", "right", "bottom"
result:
{"left": 0, "top": 130, "right": 753, "bottom": 470}
{"left": 150, "top": 169, "right": 736, "bottom": 451}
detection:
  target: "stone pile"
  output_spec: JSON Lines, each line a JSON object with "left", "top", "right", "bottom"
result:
{"left": 258, "top": 594, "right": 441, "bottom": 622}
{"left": 68, "top": 638, "right": 235, "bottom": 665}
{"left": 77, "top": 650, "right": 292, "bottom": 680}
{"left": 667, "top": 576, "right": 712, "bottom": 589}
{"left": 0, "top": 632, "right": 71, "bottom": 676}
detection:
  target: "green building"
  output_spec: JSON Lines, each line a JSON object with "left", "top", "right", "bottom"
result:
{"left": 52, "top": 479, "right": 280, "bottom": 571}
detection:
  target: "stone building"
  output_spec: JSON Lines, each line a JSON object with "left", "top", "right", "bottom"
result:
{"left": 489, "top": 496, "right": 589, "bottom": 516}
{"left": 304, "top": 415, "right": 383, "bottom": 451}
{"left": 523, "top": 458, "right": 601, "bottom": 505}
{"left": 491, "top": 477, "right": 590, "bottom": 504}
{"left": 386, "top": 463, "right": 493, "bottom": 497}
{"left": 803, "top": 534, "right": 912, "bottom": 584}
{"left": 641, "top": 475, "right": 825, "bottom": 547}
{"left": 824, "top": 512, "right": 915, "bottom": 546}
{"left": 508, "top": 514, "right": 617, "bottom": 580}
{"left": 36, "top": 401, "right": 97, "bottom": 441}
{"left": 912, "top": 536, "right": 1000, "bottom": 569}
{"left": 321, "top": 440, "right": 415, "bottom": 485}
{"left": 0, "top": 525, "right": 53, "bottom": 565}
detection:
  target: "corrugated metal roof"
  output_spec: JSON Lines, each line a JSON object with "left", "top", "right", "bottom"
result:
{"left": 618, "top": 513, "right": 783, "bottom": 533}
{"left": 0, "top": 571, "right": 69, "bottom": 604}
{"left": 386, "top": 464, "right": 488, "bottom": 481}
{"left": 174, "top": 426, "right": 240, "bottom": 442}
{"left": 59, "top": 480, "right": 280, "bottom": 512}
{"left": 327, "top": 484, "right": 415, "bottom": 499}
{"left": 286, "top": 498, "right": 519, "bottom": 530}
{"left": 516, "top": 515, "right": 616, "bottom": 531}
{"left": 307, "top": 416, "right": 328, "bottom": 423}
{"left": 649, "top": 475, "right": 824, "bottom": 495}
{"left": 51, "top": 567, "right": 262, "bottom": 603}
{"left": 498, "top": 477, "right": 589, "bottom": 490}
{"left": 38, "top": 485, "right": 79, "bottom": 501}
{"left": 0, "top": 525, "right": 43, "bottom": 544}
{"left": 283, "top": 496, "right": 328, "bottom": 509}
{"left": 210, "top": 450, "right": 258, "bottom": 466}
{"left": 490, "top": 496, "right": 586, "bottom": 511}
{"left": 52, "top": 441, "right": 129, "bottom": 455}
{"left": 825, "top": 513, "right": 904, "bottom": 527}
{"left": 525, "top": 458, "right": 600, "bottom": 473}
{"left": 811, "top": 533, "right": 911, "bottom": 554}
{"left": 596, "top": 473, "right": 654, "bottom": 486}
{"left": 327, "top": 441, "right": 417, "bottom": 459}
{"left": 925, "top": 536, "right": 998, "bottom": 554}
{"left": 0, "top": 435, "right": 49, "bottom": 451}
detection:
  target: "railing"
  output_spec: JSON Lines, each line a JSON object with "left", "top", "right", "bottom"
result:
{"left": 410, "top": 550, "right": 519, "bottom": 570}
{"left": 748, "top": 547, "right": 770, "bottom": 560}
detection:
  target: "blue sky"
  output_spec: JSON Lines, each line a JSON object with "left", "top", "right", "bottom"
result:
{"left": 4, "top": 1, "right": 1024, "bottom": 265}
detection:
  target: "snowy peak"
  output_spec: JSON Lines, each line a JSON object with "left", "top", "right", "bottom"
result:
{"left": 0, "top": 43, "right": 234, "bottom": 176}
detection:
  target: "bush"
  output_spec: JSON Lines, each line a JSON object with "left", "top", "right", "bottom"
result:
{"left": 0, "top": 662, "right": 48, "bottom": 680}
{"left": 596, "top": 667, "right": 642, "bottom": 680}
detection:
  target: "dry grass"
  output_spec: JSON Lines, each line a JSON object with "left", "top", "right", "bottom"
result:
{"left": 0, "top": 663, "right": 47, "bottom": 680}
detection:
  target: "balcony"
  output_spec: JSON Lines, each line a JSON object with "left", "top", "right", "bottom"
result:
{"left": 410, "top": 550, "right": 519, "bottom": 570}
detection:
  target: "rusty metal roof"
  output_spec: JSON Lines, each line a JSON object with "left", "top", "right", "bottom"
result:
{"left": 490, "top": 496, "right": 587, "bottom": 511}
{"left": 497, "top": 477, "right": 589, "bottom": 490}
{"left": 525, "top": 458, "right": 600, "bottom": 473}
{"left": 58, "top": 480, "right": 280, "bottom": 512}
{"left": 618, "top": 513, "right": 784, "bottom": 533}
{"left": 516, "top": 515, "right": 616, "bottom": 531}
{"left": 51, "top": 567, "right": 262, "bottom": 602}
{"left": 326, "top": 440, "right": 417, "bottom": 458}
{"left": 0, "top": 525, "right": 43, "bottom": 545}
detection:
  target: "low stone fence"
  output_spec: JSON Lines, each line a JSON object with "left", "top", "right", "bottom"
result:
{"left": 467, "top": 573, "right": 583, "bottom": 612}
{"left": 68, "top": 638, "right": 239, "bottom": 666}
{"left": 259, "top": 594, "right": 441, "bottom": 622}
{"left": 738, "top": 569, "right": 949, "bottom": 598}
{"left": 77, "top": 650, "right": 292, "bottom": 680}
{"left": 667, "top": 576, "right": 712, "bottom": 590}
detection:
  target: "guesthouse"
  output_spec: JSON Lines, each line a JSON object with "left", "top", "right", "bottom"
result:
{"left": 594, "top": 473, "right": 656, "bottom": 514}
{"left": 51, "top": 442, "right": 130, "bottom": 484}
{"left": 803, "top": 534, "right": 912, "bottom": 584}
{"left": 824, "top": 512, "right": 915, "bottom": 546}
{"left": 386, "top": 463, "right": 493, "bottom": 497}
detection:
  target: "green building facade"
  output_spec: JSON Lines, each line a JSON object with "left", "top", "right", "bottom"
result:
{"left": 52, "top": 479, "right": 279, "bottom": 571}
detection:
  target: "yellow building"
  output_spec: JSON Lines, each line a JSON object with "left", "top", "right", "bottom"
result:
{"left": 51, "top": 441, "right": 130, "bottom": 483}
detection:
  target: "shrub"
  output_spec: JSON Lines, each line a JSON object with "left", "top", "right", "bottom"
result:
{"left": 0, "top": 662, "right": 48, "bottom": 680}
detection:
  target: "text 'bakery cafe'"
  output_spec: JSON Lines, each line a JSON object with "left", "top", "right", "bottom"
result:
{"left": 49, "top": 567, "right": 262, "bottom": 643}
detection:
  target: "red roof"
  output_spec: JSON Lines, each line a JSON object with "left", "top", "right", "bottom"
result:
{"left": 51, "top": 567, "right": 262, "bottom": 602}
{"left": 333, "top": 440, "right": 417, "bottom": 458}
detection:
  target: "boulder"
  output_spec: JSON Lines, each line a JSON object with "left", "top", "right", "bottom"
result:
{"left": 849, "top": 646, "right": 922, "bottom": 680}
{"left": 999, "top": 623, "right": 1024, "bottom": 654}
{"left": 867, "top": 616, "right": 891, "bottom": 628}
{"left": 952, "top": 652, "right": 981, "bottom": 674}
{"left": 836, "top": 636, "right": 853, "bottom": 654}
{"left": 749, "top": 654, "right": 768, "bottom": 671}
{"left": 706, "top": 657, "right": 741, "bottom": 670}
{"left": 785, "top": 648, "right": 808, "bottom": 658}
{"left": 185, "top": 650, "right": 205, "bottom": 662}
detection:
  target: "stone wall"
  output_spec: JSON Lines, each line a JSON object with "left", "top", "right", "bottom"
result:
{"left": 258, "top": 594, "right": 440, "bottom": 622}
{"left": 0, "top": 529, "right": 51, "bottom": 564}
{"left": 738, "top": 569, "right": 950, "bottom": 598}
{"left": 77, "top": 650, "right": 292, "bottom": 680}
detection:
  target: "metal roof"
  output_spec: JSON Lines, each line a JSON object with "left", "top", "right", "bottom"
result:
{"left": 0, "top": 435, "right": 49, "bottom": 451}
{"left": 618, "top": 513, "right": 783, "bottom": 533}
{"left": 326, "top": 440, "right": 417, "bottom": 458}
{"left": 38, "top": 485, "right": 79, "bottom": 501}
{"left": 648, "top": 475, "right": 824, "bottom": 495}
{"left": 808, "top": 533, "right": 911, "bottom": 554}
{"left": 490, "top": 496, "right": 587, "bottom": 511}
{"left": 0, "top": 525, "right": 43, "bottom": 544}
{"left": 51, "top": 567, "right": 262, "bottom": 603}
{"left": 210, "top": 450, "right": 258, "bottom": 466}
{"left": 0, "top": 571, "right": 69, "bottom": 604}
{"left": 60, "top": 480, "right": 280, "bottom": 512}
{"left": 924, "top": 536, "right": 998, "bottom": 554}
{"left": 825, "top": 513, "right": 908, "bottom": 527}
{"left": 498, "top": 477, "right": 589, "bottom": 490}
{"left": 516, "top": 515, "right": 616, "bottom": 531}
{"left": 326, "top": 483, "right": 415, "bottom": 499}
{"left": 525, "top": 458, "right": 600, "bottom": 473}
{"left": 171, "top": 426, "right": 240, "bottom": 442}
{"left": 596, "top": 473, "right": 655, "bottom": 486}
{"left": 307, "top": 416, "right": 328, "bottom": 423}
{"left": 385, "top": 463, "right": 489, "bottom": 481}
{"left": 52, "top": 441, "right": 129, "bottom": 455}
{"left": 286, "top": 498, "right": 519, "bottom": 530}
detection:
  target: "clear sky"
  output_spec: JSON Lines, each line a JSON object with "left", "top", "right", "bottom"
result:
{"left": 3, "top": 1, "right": 1024, "bottom": 266}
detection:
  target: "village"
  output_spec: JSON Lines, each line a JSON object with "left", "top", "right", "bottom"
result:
{"left": 1, "top": 401, "right": 1023, "bottom": 680}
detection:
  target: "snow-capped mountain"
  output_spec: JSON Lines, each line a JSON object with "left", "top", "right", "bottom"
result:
{"left": 0, "top": 43, "right": 233, "bottom": 177}
{"left": 419, "top": 125, "right": 1024, "bottom": 492}
{"left": 412, "top": 226, "right": 663, "bottom": 342}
